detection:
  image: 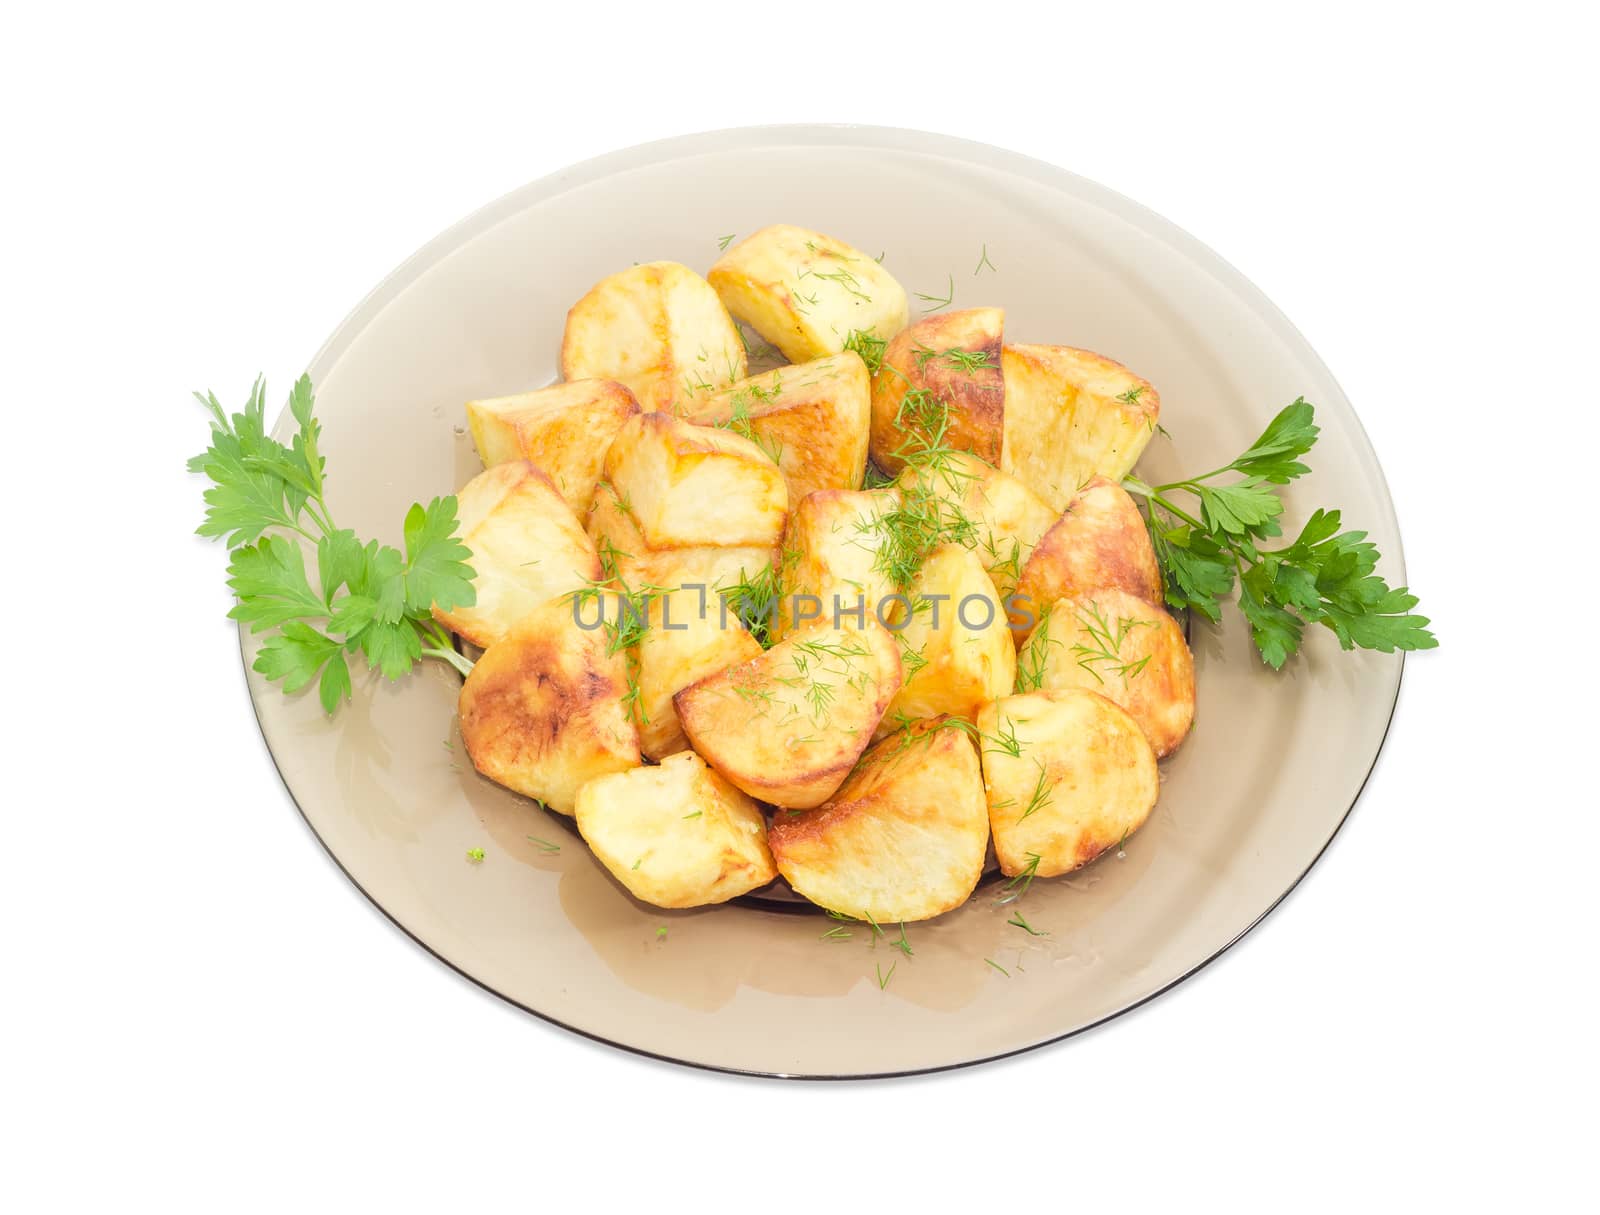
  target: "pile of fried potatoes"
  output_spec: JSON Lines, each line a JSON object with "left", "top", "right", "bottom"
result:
{"left": 442, "top": 223, "right": 1196, "bottom": 920}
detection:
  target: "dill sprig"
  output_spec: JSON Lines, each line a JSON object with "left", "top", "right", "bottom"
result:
{"left": 1007, "top": 910, "right": 1048, "bottom": 936}
{"left": 890, "top": 923, "right": 913, "bottom": 958}
{"left": 914, "top": 273, "right": 954, "bottom": 311}
{"left": 997, "top": 852, "right": 1042, "bottom": 904}
{"left": 712, "top": 379, "right": 785, "bottom": 465}
{"left": 1015, "top": 605, "right": 1059, "bottom": 692}
{"left": 843, "top": 328, "right": 889, "bottom": 376}
{"left": 1019, "top": 761, "right": 1053, "bottom": 821}
{"left": 1069, "top": 601, "right": 1155, "bottom": 687}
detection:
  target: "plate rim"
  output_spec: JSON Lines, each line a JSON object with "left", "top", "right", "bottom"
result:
{"left": 242, "top": 123, "right": 1409, "bottom": 1080}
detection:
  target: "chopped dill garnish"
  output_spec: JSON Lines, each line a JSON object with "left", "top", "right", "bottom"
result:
{"left": 1020, "top": 761, "right": 1053, "bottom": 821}
{"left": 1007, "top": 910, "right": 1048, "bottom": 936}
{"left": 1070, "top": 601, "right": 1155, "bottom": 686}
{"left": 914, "top": 273, "right": 954, "bottom": 311}
{"left": 997, "top": 852, "right": 1042, "bottom": 904}
{"left": 891, "top": 923, "right": 913, "bottom": 958}
{"left": 843, "top": 328, "right": 889, "bottom": 376}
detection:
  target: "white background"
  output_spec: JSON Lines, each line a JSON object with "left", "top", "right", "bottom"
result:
{"left": 3, "top": 3, "right": 1595, "bottom": 1210}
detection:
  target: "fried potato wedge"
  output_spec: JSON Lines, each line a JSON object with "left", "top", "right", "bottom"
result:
{"left": 896, "top": 452, "right": 1056, "bottom": 603}
{"left": 464, "top": 379, "right": 640, "bottom": 516}
{"left": 602, "top": 412, "right": 787, "bottom": 551}
{"left": 561, "top": 261, "right": 745, "bottom": 413}
{"left": 976, "top": 689, "right": 1158, "bottom": 877}
{"left": 434, "top": 461, "right": 601, "bottom": 649}
{"left": 881, "top": 545, "right": 1015, "bottom": 731}
{"left": 772, "top": 488, "right": 901, "bottom": 641}
{"left": 708, "top": 224, "right": 909, "bottom": 364}
{"left": 1000, "top": 344, "right": 1160, "bottom": 512}
{"left": 458, "top": 599, "right": 640, "bottom": 814}
{"left": 575, "top": 750, "right": 777, "bottom": 908}
{"left": 635, "top": 588, "right": 764, "bottom": 760}
{"left": 1017, "top": 589, "right": 1195, "bottom": 757}
{"left": 675, "top": 621, "right": 902, "bottom": 809}
{"left": 768, "top": 718, "right": 988, "bottom": 922}
{"left": 684, "top": 352, "right": 871, "bottom": 502}
{"left": 869, "top": 308, "right": 1005, "bottom": 474}
{"left": 1009, "top": 477, "right": 1161, "bottom": 644}
{"left": 585, "top": 481, "right": 775, "bottom": 594}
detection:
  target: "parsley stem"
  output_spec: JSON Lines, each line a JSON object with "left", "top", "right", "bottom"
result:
{"left": 301, "top": 497, "right": 337, "bottom": 537}
{"left": 1123, "top": 479, "right": 1206, "bottom": 533}
{"left": 422, "top": 646, "right": 475, "bottom": 679}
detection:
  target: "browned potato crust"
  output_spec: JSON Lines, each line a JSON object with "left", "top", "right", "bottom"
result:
{"left": 895, "top": 452, "right": 1055, "bottom": 604}
{"left": 575, "top": 751, "right": 777, "bottom": 908}
{"left": 1018, "top": 588, "right": 1196, "bottom": 757}
{"left": 635, "top": 589, "right": 764, "bottom": 760}
{"left": 464, "top": 379, "right": 640, "bottom": 515}
{"left": 603, "top": 412, "right": 787, "bottom": 551}
{"left": 1009, "top": 477, "right": 1161, "bottom": 644}
{"left": 674, "top": 621, "right": 902, "bottom": 809}
{"left": 772, "top": 487, "right": 901, "bottom": 641}
{"left": 868, "top": 308, "right": 1005, "bottom": 474}
{"left": 683, "top": 352, "right": 871, "bottom": 502}
{"left": 708, "top": 224, "right": 909, "bottom": 364}
{"left": 560, "top": 261, "right": 745, "bottom": 413}
{"left": 458, "top": 599, "right": 640, "bottom": 814}
{"left": 880, "top": 544, "right": 1015, "bottom": 731}
{"left": 585, "top": 480, "right": 775, "bottom": 594}
{"left": 1000, "top": 344, "right": 1159, "bottom": 512}
{"left": 434, "top": 461, "right": 601, "bottom": 649}
{"left": 976, "top": 689, "right": 1158, "bottom": 877}
{"left": 768, "top": 718, "right": 989, "bottom": 922}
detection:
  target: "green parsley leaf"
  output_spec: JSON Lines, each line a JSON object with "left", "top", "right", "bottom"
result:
{"left": 191, "top": 376, "right": 479, "bottom": 713}
{"left": 1125, "top": 399, "right": 1435, "bottom": 668}
{"left": 403, "top": 497, "right": 476, "bottom": 615}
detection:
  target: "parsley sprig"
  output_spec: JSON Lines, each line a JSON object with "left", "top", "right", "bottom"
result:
{"left": 190, "top": 376, "right": 477, "bottom": 713}
{"left": 1123, "top": 399, "right": 1435, "bottom": 668}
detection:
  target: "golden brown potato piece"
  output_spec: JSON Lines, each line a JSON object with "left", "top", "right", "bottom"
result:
{"left": 768, "top": 718, "right": 988, "bottom": 922}
{"left": 1009, "top": 477, "right": 1160, "bottom": 644}
{"left": 708, "top": 224, "right": 909, "bottom": 364}
{"left": 683, "top": 352, "right": 871, "bottom": 502}
{"left": 458, "top": 599, "right": 640, "bottom": 814}
{"left": 1001, "top": 344, "right": 1160, "bottom": 512}
{"left": 675, "top": 621, "right": 902, "bottom": 809}
{"left": 585, "top": 481, "right": 776, "bottom": 594}
{"left": 463, "top": 379, "right": 639, "bottom": 516}
{"left": 1017, "top": 589, "right": 1195, "bottom": 757}
{"left": 561, "top": 261, "right": 746, "bottom": 413}
{"left": 976, "top": 689, "right": 1158, "bottom": 877}
{"left": 575, "top": 751, "right": 777, "bottom": 908}
{"left": 869, "top": 308, "right": 1004, "bottom": 474}
{"left": 433, "top": 461, "right": 601, "bottom": 649}
{"left": 772, "top": 487, "right": 901, "bottom": 641}
{"left": 603, "top": 412, "right": 787, "bottom": 551}
{"left": 896, "top": 452, "right": 1056, "bottom": 604}
{"left": 881, "top": 544, "right": 1015, "bottom": 731}
{"left": 634, "top": 588, "right": 764, "bottom": 760}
